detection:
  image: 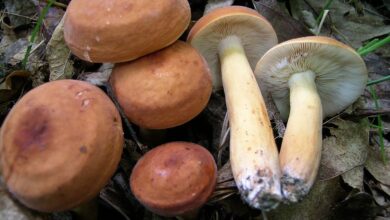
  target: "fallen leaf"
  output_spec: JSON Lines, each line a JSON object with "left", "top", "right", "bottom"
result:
{"left": 365, "top": 144, "right": 390, "bottom": 185}
{"left": 77, "top": 63, "right": 113, "bottom": 86}
{"left": 252, "top": 0, "right": 312, "bottom": 42}
{"left": 341, "top": 166, "right": 364, "bottom": 191}
{"left": 33, "top": 1, "right": 65, "bottom": 36}
{"left": 4, "top": 0, "right": 36, "bottom": 28}
{"left": 330, "top": 192, "right": 381, "bottom": 219}
{"left": 266, "top": 177, "right": 347, "bottom": 220}
{"left": 204, "top": 0, "right": 234, "bottom": 14}
{"left": 46, "top": 15, "right": 73, "bottom": 81}
{"left": 291, "top": 0, "right": 390, "bottom": 48}
{"left": 379, "top": 184, "right": 390, "bottom": 197}
{"left": 0, "top": 176, "right": 46, "bottom": 220}
{"left": 318, "top": 118, "right": 369, "bottom": 180}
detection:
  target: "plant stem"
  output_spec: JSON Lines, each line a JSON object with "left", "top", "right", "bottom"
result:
{"left": 369, "top": 86, "right": 387, "bottom": 163}
{"left": 315, "top": 0, "right": 334, "bottom": 25}
{"left": 22, "top": 0, "right": 55, "bottom": 69}
{"left": 367, "top": 75, "right": 390, "bottom": 86}
{"left": 358, "top": 35, "right": 390, "bottom": 56}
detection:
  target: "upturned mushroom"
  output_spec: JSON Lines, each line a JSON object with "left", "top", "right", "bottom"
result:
{"left": 109, "top": 41, "right": 212, "bottom": 130}
{"left": 64, "top": 0, "right": 190, "bottom": 63}
{"left": 187, "top": 6, "right": 282, "bottom": 210}
{"left": 255, "top": 36, "right": 368, "bottom": 202}
{"left": 0, "top": 80, "right": 124, "bottom": 211}
{"left": 130, "top": 141, "right": 217, "bottom": 219}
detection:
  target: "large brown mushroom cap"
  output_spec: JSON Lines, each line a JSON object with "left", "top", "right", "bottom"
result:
{"left": 255, "top": 36, "right": 368, "bottom": 119}
{"left": 0, "top": 80, "right": 124, "bottom": 212}
{"left": 130, "top": 142, "right": 217, "bottom": 217}
{"left": 187, "top": 6, "right": 277, "bottom": 89}
{"left": 110, "top": 41, "right": 212, "bottom": 129}
{"left": 64, "top": 0, "right": 190, "bottom": 63}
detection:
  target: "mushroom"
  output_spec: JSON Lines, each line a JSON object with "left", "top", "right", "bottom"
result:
{"left": 254, "top": 36, "right": 368, "bottom": 202}
{"left": 130, "top": 141, "right": 217, "bottom": 219}
{"left": 0, "top": 80, "right": 124, "bottom": 211}
{"left": 109, "top": 41, "right": 212, "bottom": 130}
{"left": 64, "top": 0, "right": 190, "bottom": 63}
{"left": 187, "top": 6, "right": 282, "bottom": 210}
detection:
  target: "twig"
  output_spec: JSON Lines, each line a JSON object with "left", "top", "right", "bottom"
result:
{"left": 0, "top": 11, "right": 38, "bottom": 21}
{"left": 104, "top": 82, "right": 148, "bottom": 154}
{"left": 46, "top": 0, "right": 68, "bottom": 8}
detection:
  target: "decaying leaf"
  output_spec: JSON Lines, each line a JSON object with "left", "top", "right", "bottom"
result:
{"left": 77, "top": 63, "right": 113, "bottom": 86}
{"left": 0, "top": 70, "right": 31, "bottom": 120}
{"left": 318, "top": 118, "right": 369, "bottom": 180}
{"left": 252, "top": 0, "right": 312, "bottom": 42}
{"left": 330, "top": 192, "right": 381, "bottom": 219}
{"left": 204, "top": 0, "right": 234, "bottom": 14}
{"left": 365, "top": 144, "right": 390, "bottom": 185}
{"left": 0, "top": 176, "right": 46, "bottom": 220}
{"left": 46, "top": 15, "right": 73, "bottom": 81}
{"left": 4, "top": 0, "right": 36, "bottom": 28}
{"left": 265, "top": 177, "right": 347, "bottom": 220}
{"left": 341, "top": 166, "right": 364, "bottom": 191}
{"left": 379, "top": 184, "right": 390, "bottom": 197}
{"left": 290, "top": 0, "right": 390, "bottom": 48}
{"left": 0, "top": 16, "right": 17, "bottom": 63}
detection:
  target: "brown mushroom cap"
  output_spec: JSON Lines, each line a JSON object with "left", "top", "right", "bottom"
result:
{"left": 0, "top": 80, "right": 124, "bottom": 212}
{"left": 64, "top": 0, "right": 191, "bottom": 63}
{"left": 255, "top": 36, "right": 368, "bottom": 119}
{"left": 110, "top": 41, "right": 212, "bottom": 129}
{"left": 130, "top": 141, "right": 217, "bottom": 217}
{"left": 187, "top": 6, "right": 277, "bottom": 89}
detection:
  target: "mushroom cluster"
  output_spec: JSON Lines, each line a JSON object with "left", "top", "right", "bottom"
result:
{"left": 0, "top": 0, "right": 370, "bottom": 217}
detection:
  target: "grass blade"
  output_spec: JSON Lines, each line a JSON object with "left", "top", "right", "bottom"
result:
{"left": 22, "top": 0, "right": 55, "bottom": 69}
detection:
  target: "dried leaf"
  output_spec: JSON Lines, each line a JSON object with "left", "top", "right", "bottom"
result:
{"left": 379, "top": 184, "right": 390, "bottom": 197}
{"left": 0, "top": 176, "right": 46, "bottom": 220}
{"left": 204, "top": 0, "right": 233, "bottom": 14}
{"left": 46, "top": 15, "right": 73, "bottom": 81}
{"left": 77, "top": 63, "right": 113, "bottom": 86}
{"left": 266, "top": 177, "right": 347, "bottom": 220}
{"left": 4, "top": 0, "right": 36, "bottom": 28}
{"left": 330, "top": 192, "right": 381, "bottom": 219}
{"left": 318, "top": 118, "right": 369, "bottom": 180}
{"left": 341, "top": 166, "right": 364, "bottom": 191}
{"left": 292, "top": 0, "right": 390, "bottom": 48}
{"left": 252, "top": 0, "right": 312, "bottom": 42}
{"left": 365, "top": 144, "right": 390, "bottom": 185}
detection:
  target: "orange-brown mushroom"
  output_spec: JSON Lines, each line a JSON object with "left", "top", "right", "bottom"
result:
{"left": 110, "top": 41, "right": 212, "bottom": 130}
{"left": 130, "top": 141, "right": 217, "bottom": 218}
{"left": 0, "top": 79, "right": 124, "bottom": 212}
{"left": 64, "top": 0, "right": 191, "bottom": 63}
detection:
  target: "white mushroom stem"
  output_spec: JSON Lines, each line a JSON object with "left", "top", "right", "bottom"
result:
{"left": 279, "top": 70, "right": 323, "bottom": 202}
{"left": 218, "top": 35, "right": 282, "bottom": 210}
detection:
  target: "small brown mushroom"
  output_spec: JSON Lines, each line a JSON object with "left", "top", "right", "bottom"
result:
{"left": 0, "top": 80, "right": 124, "bottom": 212}
{"left": 109, "top": 41, "right": 212, "bottom": 130}
{"left": 255, "top": 36, "right": 368, "bottom": 202}
{"left": 64, "top": 0, "right": 191, "bottom": 63}
{"left": 130, "top": 141, "right": 217, "bottom": 218}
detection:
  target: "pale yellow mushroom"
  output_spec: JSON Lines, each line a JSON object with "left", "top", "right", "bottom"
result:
{"left": 187, "top": 6, "right": 281, "bottom": 210}
{"left": 255, "top": 36, "right": 368, "bottom": 202}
